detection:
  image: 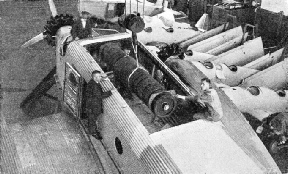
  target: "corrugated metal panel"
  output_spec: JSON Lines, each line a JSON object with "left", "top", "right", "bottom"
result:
{"left": 65, "top": 41, "right": 182, "bottom": 173}
{"left": 164, "top": 58, "right": 281, "bottom": 173}
{"left": 215, "top": 87, "right": 282, "bottom": 173}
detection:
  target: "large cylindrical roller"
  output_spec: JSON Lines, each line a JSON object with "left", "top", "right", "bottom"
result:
{"left": 187, "top": 26, "right": 243, "bottom": 53}
{"left": 179, "top": 23, "right": 229, "bottom": 50}
{"left": 189, "top": 61, "right": 259, "bottom": 86}
{"left": 222, "top": 86, "right": 288, "bottom": 121}
{"left": 165, "top": 58, "right": 206, "bottom": 94}
{"left": 240, "top": 59, "right": 288, "bottom": 90}
{"left": 244, "top": 48, "right": 285, "bottom": 71}
{"left": 100, "top": 42, "right": 177, "bottom": 118}
{"left": 206, "top": 33, "right": 248, "bottom": 56}
{"left": 208, "top": 37, "right": 264, "bottom": 66}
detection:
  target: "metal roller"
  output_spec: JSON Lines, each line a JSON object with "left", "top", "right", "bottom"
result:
{"left": 100, "top": 42, "right": 177, "bottom": 118}
{"left": 244, "top": 48, "right": 285, "bottom": 71}
{"left": 208, "top": 37, "right": 264, "bottom": 66}
{"left": 187, "top": 26, "right": 243, "bottom": 53}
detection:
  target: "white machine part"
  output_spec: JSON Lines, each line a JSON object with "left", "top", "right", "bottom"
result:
{"left": 222, "top": 86, "right": 288, "bottom": 121}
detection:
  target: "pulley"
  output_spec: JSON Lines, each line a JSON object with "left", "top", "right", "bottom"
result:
{"left": 118, "top": 13, "right": 145, "bottom": 33}
{"left": 44, "top": 14, "right": 74, "bottom": 46}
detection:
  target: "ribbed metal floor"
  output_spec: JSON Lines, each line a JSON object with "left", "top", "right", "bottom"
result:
{"left": 0, "top": 90, "right": 105, "bottom": 174}
{"left": 1, "top": 111, "right": 105, "bottom": 174}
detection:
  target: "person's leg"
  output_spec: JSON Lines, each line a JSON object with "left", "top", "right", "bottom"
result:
{"left": 96, "top": 113, "right": 104, "bottom": 132}
{"left": 88, "top": 112, "right": 98, "bottom": 134}
{"left": 88, "top": 112, "right": 102, "bottom": 140}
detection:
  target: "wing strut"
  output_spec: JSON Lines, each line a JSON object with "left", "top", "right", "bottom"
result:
{"left": 20, "top": 66, "right": 57, "bottom": 109}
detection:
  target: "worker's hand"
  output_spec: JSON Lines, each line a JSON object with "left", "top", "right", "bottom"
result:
{"left": 185, "top": 96, "right": 196, "bottom": 102}
{"left": 110, "top": 88, "right": 117, "bottom": 93}
{"left": 75, "top": 37, "right": 80, "bottom": 41}
{"left": 198, "top": 100, "right": 206, "bottom": 108}
{"left": 176, "top": 94, "right": 186, "bottom": 100}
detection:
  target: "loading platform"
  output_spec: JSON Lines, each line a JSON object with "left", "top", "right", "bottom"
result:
{"left": 0, "top": 90, "right": 116, "bottom": 174}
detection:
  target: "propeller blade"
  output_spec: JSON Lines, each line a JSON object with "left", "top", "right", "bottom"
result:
{"left": 21, "top": 33, "right": 45, "bottom": 48}
{"left": 48, "top": 0, "right": 57, "bottom": 17}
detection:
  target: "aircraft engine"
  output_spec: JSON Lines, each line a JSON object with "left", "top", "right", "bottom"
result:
{"left": 44, "top": 14, "right": 74, "bottom": 46}
{"left": 99, "top": 42, "right": 177, "bottom": 118}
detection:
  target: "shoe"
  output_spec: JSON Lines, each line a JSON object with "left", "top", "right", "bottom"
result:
{"left": 90, "top": 131, "right": 102, "bottom": 140}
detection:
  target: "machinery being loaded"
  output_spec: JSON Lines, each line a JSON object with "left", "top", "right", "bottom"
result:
{"left": 16, "top": 0, "right": 284, "bottom": 173}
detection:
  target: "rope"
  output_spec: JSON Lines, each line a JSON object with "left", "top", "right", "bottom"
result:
{"left": 143, "top": 0, "right": 145, "bottom": 18}
{"left": 137, "top": 0, "right": 139, "bottom": 14}
{"left": 130, "top": 0, "right": 132, "bottom": 14}
{"left": 127, "top": 66, "right": 147, "bottom": 89}
{"left": 131, "top": 40, "right": 139, "bottom": 67}
{"left": 125, "top": 0, "right": 127, "bottom": 17}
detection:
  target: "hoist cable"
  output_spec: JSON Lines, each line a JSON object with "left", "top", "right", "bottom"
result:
{"left": 131, "top": 38, "right": 139, "bottom": 67}
{"left": 130, "top": 0, "right": 132, "bottom": 14}
{"left": 137, "top": 0, "right": 139, "bottom": 14}
{"left": 143, "top": 0, "right": 145, "bottom": 18}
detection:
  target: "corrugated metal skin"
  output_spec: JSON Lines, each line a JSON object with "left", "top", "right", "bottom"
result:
{"left": 164, "top": 59, "right": 281, "bottom": 173}
{"left": 64, "top": 41, "right": 181, "bottom": 173}
{"left": 99, "top": 110, "right": 147, "bottom": 174}
{"left": 215, "top": 87, "right": 282, "bottom": 174}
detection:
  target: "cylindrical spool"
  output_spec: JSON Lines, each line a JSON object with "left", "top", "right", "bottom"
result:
{"left": 149, "top": 91, "right": 177, "bottom": 118}
{"left": 101, "top": 42, "right": 177, "bottom": 118}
